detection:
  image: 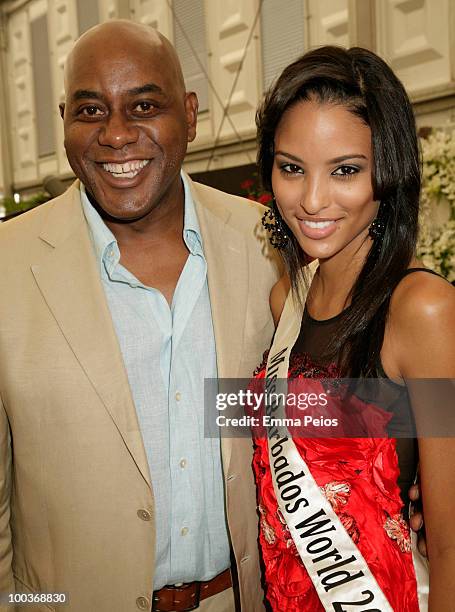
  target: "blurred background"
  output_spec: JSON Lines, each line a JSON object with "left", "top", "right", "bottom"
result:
{"left": 0, "top": 0, "right": 454, "bottom": 277}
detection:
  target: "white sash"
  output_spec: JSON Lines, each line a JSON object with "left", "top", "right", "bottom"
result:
{"left": 265, "top": 272, "right": 394, "bottom": 611}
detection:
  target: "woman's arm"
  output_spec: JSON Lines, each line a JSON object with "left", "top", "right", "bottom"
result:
{"left": 387, "top": 271, "right": 455, "bottom": 611}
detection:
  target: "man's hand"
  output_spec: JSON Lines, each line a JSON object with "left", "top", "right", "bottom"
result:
{"left": 409, "top": 483, "right": 427, "bottom": 557}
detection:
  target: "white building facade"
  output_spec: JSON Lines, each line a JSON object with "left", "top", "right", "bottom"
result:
{"left": 0, "top": 0, "right": 454, "bottom": 197}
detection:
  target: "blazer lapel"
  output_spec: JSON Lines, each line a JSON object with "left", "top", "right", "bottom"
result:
{"left": 31, "top": 182, "right": 152, "bottom": 490}
{"left": 189, "top": 178, "right": 249, "bottom": 475}
{"left": 190, "top": 180, "right": 249, "bottom": 380}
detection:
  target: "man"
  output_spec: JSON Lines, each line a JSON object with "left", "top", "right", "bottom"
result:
{"left": 0, "top": 21, "right": 280, "bottom": 612}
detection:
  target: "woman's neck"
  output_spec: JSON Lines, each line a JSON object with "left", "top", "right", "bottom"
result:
{"left": 307, "top": 236, "right": 372, "bottom": 319}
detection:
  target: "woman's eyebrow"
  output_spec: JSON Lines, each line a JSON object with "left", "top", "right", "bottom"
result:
{"left": 274, "top": 152, "right": 368, "bottom": 164}
{"left": 274, "top": 150, "right": 303, "bottom": 163}
{"left": 328, "top": 154, "right": 368, "bottom": 163}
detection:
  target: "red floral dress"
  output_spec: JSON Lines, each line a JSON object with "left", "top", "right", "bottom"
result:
{"left": 252, "top": 354, "right": 420, "bottom": 612}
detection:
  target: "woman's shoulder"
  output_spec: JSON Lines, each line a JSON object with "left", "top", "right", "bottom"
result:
{"left": 270, "top": 274, "right": 291, "bottom": 325}
{"left": 387, "top": 264, "right": 455, "bottom": 377}
{"left": 269, "top": 261, "right": 318, "bottom": 326}
{"left": 390, "top": 265, "right": 454, "bottom": 323}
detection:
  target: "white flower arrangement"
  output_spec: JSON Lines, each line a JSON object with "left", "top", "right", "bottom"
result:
{"left": 418, "top": 125, "right": 455, "bottom": 281}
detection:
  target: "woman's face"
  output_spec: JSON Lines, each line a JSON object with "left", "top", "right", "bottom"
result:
{"left": 272, "top": 99, "right": 379, "bottom": 265}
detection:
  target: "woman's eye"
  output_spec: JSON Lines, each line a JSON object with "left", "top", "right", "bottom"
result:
{"left": 333, "top": 165, "right": 359, "bottom": 176}
{"left": 281, "top": 163, "right": 303, "bottom": 174}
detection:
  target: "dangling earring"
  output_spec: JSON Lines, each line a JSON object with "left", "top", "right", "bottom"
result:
{"left": 262, "top": 200, "right": 289, "bottom": 249}
{"left": 368, "top": 202, "right": 387, "bottom": 249}
{"left": 368, "top": 218, "right": 386, "bottom": 241}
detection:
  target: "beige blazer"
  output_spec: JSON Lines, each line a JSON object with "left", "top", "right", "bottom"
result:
{"left": 0, "top": 177, "right": 281, "bottom": 611}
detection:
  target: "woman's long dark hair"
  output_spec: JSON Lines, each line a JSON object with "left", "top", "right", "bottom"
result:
{"left": 256, "top": 46, "right": 421, "bottom": 377}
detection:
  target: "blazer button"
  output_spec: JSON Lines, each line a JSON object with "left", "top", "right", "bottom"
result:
{"left": 136, "top": 596, "right": 150, "bottom": 610}
{"left": 137, "top": 509, "right": 152, "bottom": 521}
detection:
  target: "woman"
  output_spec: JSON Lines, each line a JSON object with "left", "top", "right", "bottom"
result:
{"left": 252, "top": 46, "right": 455, "bottom": 611}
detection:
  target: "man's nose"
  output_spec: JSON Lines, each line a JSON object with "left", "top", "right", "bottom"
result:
{"left": 299, "top": 176, "right": 329, "bottom": 215}
{"left": 98, "top": 112, "right": 140, "bottom": 149}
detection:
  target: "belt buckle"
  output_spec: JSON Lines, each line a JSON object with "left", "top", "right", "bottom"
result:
{"left": 152, "top": 582, "right": 201, "bottom": 612}
{"left": 182, "top": 581, "right": 201, "bottom": 611}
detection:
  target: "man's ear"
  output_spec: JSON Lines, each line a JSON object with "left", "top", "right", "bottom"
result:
{"left": 185, "top": 92, "right": 198, "bottom": 143}
{"left": 59, "top": 103, "right": 65, "bottom": 119}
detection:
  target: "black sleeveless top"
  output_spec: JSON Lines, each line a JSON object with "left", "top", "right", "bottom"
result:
{"left": 290, "top": 267, "right": 442, "bottom": 508}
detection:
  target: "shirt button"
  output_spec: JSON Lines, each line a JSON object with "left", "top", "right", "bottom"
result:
{"left": 175, "top": 391, "right": 181, "bottom": 401}
{"left": 137, "top": 509, "right": 152, "bottom": 521}
{"left": 136, "top": 596, "right": 150, "bottom": 610}
{"left": 179, "top": 458, "right": 187, "bottom": 468}
{"left": 181, "top": 526, "right": 189, "bottom": 536}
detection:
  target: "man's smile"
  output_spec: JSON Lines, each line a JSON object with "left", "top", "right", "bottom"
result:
{"left": 100, "top": 158, "right": 151, "bottom": 179}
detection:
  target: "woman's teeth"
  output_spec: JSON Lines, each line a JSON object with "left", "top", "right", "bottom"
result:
{"left": 102, "top": 159, "right": 150, "bottom": 178}
{"left": 302, "top": 219, "right": 335, "bottom": 229}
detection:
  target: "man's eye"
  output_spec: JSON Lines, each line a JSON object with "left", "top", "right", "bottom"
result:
{"left": 133, "top": 101, "right": 156, "bottom": 113}
{"left": 80, "top": 105, "right": 103, "bottom": 116}
{"left": 333, "top": 165, "right": 359, "bottom": 176}
{"left": 280, "top": 163, "right": 303, "bottom": 174}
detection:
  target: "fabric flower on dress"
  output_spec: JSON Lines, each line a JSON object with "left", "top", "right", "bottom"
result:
{"left": 320, "top": 480, "right": 351, "bottom": 511}
{"left": 384, "top": 513, "right": 412, "bottom": 553}
{"left": 259, "top": 504, "right": 277, "bottom": 545}
{"left": 339, "top": 513, "right": 360, "bottom": 544}
{"left": 276, "top": 508, "right": 300, "bottom": 558}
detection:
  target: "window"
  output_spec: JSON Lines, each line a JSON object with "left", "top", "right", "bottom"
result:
{"left": 77, "top": 0, "right": 100, "bottom": 35}
{"left": 261, "top": 0, "right": 305, "bottom": 90}
{"left": 173, "top": 0, "right": 209, "bottom": 112}
{"left": 31, "top": 15, "right": 55, "bottom": 157}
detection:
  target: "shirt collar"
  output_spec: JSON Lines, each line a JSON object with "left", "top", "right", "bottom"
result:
{"left": 80, "top": 172, "right": 204, "bottom": 271}
{"left": 80, "top": 184, "right": 118, "bottom": 272}
{"left": 181, "top": 172, "right": 203, "bottom": 256}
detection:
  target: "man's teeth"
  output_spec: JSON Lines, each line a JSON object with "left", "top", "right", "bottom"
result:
{"left": 102, "top": 159, "right": 150, "bottom": 178}
{"left": 303, "top": 220, "right": 335, "bottom": 229}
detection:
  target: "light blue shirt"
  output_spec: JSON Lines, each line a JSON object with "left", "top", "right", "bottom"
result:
{"left": 81, "top": 175, "right": 230, "bottom": 589}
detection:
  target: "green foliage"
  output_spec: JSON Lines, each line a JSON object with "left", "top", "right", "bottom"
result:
{"left": 418, "top": 126, "right": 455, "bottom": 281}
{"left": 1, "top": 192, "right": 50, "bottom": 216}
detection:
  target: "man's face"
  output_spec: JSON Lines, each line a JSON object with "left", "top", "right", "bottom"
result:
{"left": 61, "top": 39, "right": 197, "bottom": 221}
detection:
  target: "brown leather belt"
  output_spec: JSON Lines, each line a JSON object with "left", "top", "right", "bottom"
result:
{"left": 151, "top": 568, "right": 232, "bottom": 611}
